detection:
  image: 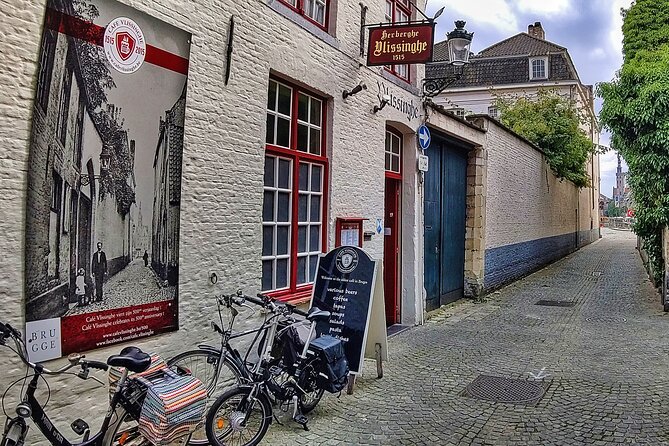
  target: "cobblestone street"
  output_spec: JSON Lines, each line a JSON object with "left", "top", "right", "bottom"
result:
{"left": 66, "top": 260, "right": 176, "bottom": 316}
{"left": 264, "top": 229, "right": 669, "bottom": 445}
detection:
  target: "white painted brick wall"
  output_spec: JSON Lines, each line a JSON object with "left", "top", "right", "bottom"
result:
{"left": 483, "top": 119, "right": 599, "bottom": 250}
{"left": 0, "top": 0, "right": 456, "bottom": 442}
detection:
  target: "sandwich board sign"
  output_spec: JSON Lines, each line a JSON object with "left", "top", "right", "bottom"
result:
{"left": 309, "top": 246, "right": 387, "bottom": 375}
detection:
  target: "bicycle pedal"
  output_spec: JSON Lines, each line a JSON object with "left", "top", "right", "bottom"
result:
{"left": 71, "top": 418, "right": 89, "bottom": 435}
{"left": 293, "top": 414, "right": 309, "bottom": 430}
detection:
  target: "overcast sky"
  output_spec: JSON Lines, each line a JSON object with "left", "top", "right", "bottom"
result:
{"left": 425, "top": 0, "right": 633, "bottom": 199}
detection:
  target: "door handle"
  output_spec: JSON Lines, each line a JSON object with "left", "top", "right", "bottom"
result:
{"left": 435, "top": 245, "right": 439, "bottom": 253}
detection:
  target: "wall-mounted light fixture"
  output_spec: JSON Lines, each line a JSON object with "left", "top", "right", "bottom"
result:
{"left": 423, "top": 21, "right": 474, "bottom": 97}
{"left": 343, "top": 82, "right": 367, "bottom": 99}
{"left": 374, "top": 94, "right": 391, "bottom": 113}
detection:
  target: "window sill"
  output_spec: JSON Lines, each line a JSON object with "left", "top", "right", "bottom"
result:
{"left": 267, "top": 0, "right": 339, "bottom": 49}
{"left": 266, "top": 284, "right": 313, "bottom": 305}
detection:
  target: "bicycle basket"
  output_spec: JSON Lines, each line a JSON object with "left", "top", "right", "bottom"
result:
{"left": 308, "top": 335, "right": 349, "bottom": 393}
{"left": 132, "top": 367, "right": 207, "bottom": 446}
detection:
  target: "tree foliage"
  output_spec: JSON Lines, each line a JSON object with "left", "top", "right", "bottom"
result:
{"left": 598, "top": 0, "right": 669, "bottom": 284}
{"left": 496, "top": 90, "right": 595, "bottom": 188}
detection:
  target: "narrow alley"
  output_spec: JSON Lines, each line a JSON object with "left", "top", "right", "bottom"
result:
{"left": 265, "top": 229, "right": 669, "bottom": 445}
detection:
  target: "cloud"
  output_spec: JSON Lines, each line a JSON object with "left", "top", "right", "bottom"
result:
{"left": 431, "top": 0, "right": 518, "bottom": 33}
{"left": 589, "top": 47, "right": 607, "bottom": 60}
{"left": 514, "top": 0, "right": 572, "bottom": 16}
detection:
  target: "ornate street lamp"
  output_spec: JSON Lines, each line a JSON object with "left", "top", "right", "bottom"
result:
{"left": 423, "top": 21, "right": 474, "bottom": 98}
{"left": 80, "top": 145, "right": 112, "bottom": 186}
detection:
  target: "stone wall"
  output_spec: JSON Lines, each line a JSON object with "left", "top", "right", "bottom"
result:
{"left": 470, "top": 117, "right": 599, "bottom": 291}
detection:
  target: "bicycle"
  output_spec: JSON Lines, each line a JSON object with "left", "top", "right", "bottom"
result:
{"left": 204, "top": 293, "right": 348, "bottom": 446}
{"left": 165, "top": 293, "right": 263, "bottom": 444}
{"left": 0, "top": 320, "right": 158, "bottom": 446}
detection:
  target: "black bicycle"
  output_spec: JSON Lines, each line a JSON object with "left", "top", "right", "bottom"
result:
{"left": 0, "top": 321, "right": 156, "bottom": 446}
{"left": 204, "top": 293, "right": 348, "bottom": 446}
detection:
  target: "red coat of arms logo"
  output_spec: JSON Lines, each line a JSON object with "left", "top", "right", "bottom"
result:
{"left": 116, "top": 32, "right": 136, "bottom": 61}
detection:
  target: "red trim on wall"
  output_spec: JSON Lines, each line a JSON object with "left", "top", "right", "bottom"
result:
{"left": 45, "top": 7, "right": 189, "bottom": 75}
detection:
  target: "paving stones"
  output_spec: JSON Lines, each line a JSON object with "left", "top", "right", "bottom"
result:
{"left": 263, "top": 229, "right": 669, "bottom": 445}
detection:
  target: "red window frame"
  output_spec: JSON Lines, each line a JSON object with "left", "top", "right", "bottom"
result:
{"left": 385, "top": 0, "right": 412, "bottom": 82}
{"left": 264, "top": 78, "right": 329, "bottom": 304}
{"left": 278, "top": 0, "right": 330, "bottom": 31}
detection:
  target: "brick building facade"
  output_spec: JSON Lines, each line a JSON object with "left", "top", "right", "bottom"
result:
{"left": 0, "top": 0, "right": 600, "bottom": 439}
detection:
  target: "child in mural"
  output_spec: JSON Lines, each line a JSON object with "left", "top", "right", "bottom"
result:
{"left": 75, "top": 268, "right": 87, "bottom": 307}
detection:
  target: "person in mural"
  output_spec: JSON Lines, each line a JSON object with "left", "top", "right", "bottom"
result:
{"left": 75, "top": 268, "right": 87, "bottom": 307}
{"left": 91, "top": 242, "right": 108, "bottom": 302}
{"left": 143, "top": 250, "right": 149, "bottom": 267}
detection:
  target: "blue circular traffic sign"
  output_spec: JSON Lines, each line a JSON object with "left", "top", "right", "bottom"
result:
{"left": 417, "top": 125, "right": 431, "bottom": 150}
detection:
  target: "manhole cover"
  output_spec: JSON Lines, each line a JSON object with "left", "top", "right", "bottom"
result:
{"left": 535, "top": 300, "right": 576, "bottom": 307}
{"left": 585, "top": 316, "right": 626, "bottom": 323}
{"left": 462, "top": 375, "right": 548, "bottom": 405}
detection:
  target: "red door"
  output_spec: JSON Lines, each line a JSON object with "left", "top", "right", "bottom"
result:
{"left": 384, "top": 178, "right": 400, "bottom": 325}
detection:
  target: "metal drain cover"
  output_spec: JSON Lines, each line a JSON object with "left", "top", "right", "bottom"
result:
{"left": 585, "top": 316, "right": 626, "bottom": 323}
{"left": 462, "top": 375, "right": 549, "bottom": 405}
{"left": 535, "top": 300, "right": 576, "bottom": 307}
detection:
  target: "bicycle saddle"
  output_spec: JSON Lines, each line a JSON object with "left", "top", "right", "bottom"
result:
{"left": 307, "top": 306, "right": 331, "bottom": 322}
{"left": 107, "top": 346, "right": 151, "bottom": 373}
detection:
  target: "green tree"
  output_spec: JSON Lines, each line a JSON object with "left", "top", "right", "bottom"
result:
{"left": 597, "top": 0, "right": 669, "bottom": 284}
{"left": 495, "top": 90, "right": 595, "bottom": 188}
{"left": 607, "top": 202, "right": 622, "bottom": 217}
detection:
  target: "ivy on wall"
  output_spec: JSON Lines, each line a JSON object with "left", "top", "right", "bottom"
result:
{"left": 598, "top": 0, "right": 669, "bottom": 284}
{"left": 495, "top": 90, "right": 596, "bottom": 188}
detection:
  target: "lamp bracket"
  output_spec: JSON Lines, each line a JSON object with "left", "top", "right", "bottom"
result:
{"left": 422, "top": 65, "right": 465, "bottom": 98}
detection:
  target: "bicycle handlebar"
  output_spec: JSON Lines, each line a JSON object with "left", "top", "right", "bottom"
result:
{"left": 221, "top": 292, "right": 309, "bottom": 318}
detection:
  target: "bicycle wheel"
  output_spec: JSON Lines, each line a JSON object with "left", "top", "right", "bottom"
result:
{"left": 205, "top": 386, "right": 272, "bottom": 446}
{"left": 168, "top": 349, "right": 243, "bottom": 444}
{"left": 103, "top": 407, "right": 151, "bottom": 446}
{"left": 297, "top": 357, "right": 324, "bottom": 414}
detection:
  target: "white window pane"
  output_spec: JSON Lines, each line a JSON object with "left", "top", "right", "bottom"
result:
{"left": 262, "top": 191, "right": 274, "bottom": 221}
{"left": 277, "top": 192, "right": 290, "bottom": 222}
{"left": 276, "top": 117, "right": 290, "bottom": 147}
{"left": 262, "top": 260, "right": 273, "bottom": 291}
{"left": 299, "top": 163, "right": 309, "bottom": 191}
{"left": 315, "top": 3, "right": 325, "bottom": 24}
{"left": 278, "top": 159, "right": 291, "bottom": 189}
{"left": 298, "top": 93, "right": 309, "bottom": 122}
{"left": 385, "top": 1, "right": 392, "bottom": 22}
{"left": 297, "top": 256, "right": 307, "bottom": 284}
{"left": 310, "top": 195, "right": 321, "bottom": 222}
{"left": 298, "top": 225, "right": 307, "bottom": 252}
{"left": 309, "top": 255, "right": 318, "bottom": 281}
{"left": 278, "top": 84, "right": 291, "bottom": 116}
{"left": 311, "top": 165, "right": 322, "bottom": 192}
{"left": 267, "top": 80, "right": 277, "bottom": 111}
{"left": 385, "top": 152, "right": 391, "bottom": 171}
{"left": 391, "top": 155, "right": 399, "bottom": 173}
{"left": 264, "top": 156, "right": 275, "bottom": 187}
{"left": 276, "top": 259, "right": 288, "bottom": 288}
{"left": 277, "top": 226, "right": 289, "bottom": 255}
{"left": 298, "top": 194, "right": 308, "bottom": 222}
{"left": 265, "top": 115, "right": 275, "bottom": 145}
{"left": 297, "top": 124, "right": 309, "bottom": 152}
{"left": 310, "top": 98, "right": 322, "bottom": 125}
{"left": 309, "top": 225, "right": 320, "bottom": 251}
{"left": 262, "top": 226, "right": 273, "bottom": 256}
{"left": 309, "top": 128, "right": 321, "bottom": 155}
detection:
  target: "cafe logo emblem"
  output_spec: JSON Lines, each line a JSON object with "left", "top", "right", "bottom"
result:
{"left": 336, "top": 247, "right": 359, "bottom": 274}
{"left": 104, "top": 17, "right": 146, "bottom": 74}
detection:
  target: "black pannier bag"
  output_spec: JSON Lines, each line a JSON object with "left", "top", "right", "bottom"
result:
{"left": 308, "top": 335, "right": 349, "bottom": 393}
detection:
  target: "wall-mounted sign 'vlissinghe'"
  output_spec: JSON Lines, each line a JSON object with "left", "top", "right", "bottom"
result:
{"left": 367, "top": 23, "right": 435, "bottom": 66}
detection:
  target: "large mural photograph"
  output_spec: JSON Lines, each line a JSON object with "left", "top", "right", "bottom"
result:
{"left": 25, "top": 0, "right": 191, "bottom": 362}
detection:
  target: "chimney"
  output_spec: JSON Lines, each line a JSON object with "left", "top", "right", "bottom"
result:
{"left": 528, "top": 22, "right": 545, "bottom": 40}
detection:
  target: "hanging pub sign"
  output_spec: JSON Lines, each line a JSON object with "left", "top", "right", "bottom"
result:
{"left": 367, "top": 22, "right": 435, "bottom": 66}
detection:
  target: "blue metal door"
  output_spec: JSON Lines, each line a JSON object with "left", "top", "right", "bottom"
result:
{"left": 424, "top": 137, "right": 467, "bottom": 311}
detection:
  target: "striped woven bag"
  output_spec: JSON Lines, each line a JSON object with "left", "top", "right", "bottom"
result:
{"left": 132, "top": 367, "right": 207, "bottom": 446}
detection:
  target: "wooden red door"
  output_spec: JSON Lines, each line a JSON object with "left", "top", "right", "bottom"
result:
{"left": 384, "top": 178, "right": 400, "bottom": 325}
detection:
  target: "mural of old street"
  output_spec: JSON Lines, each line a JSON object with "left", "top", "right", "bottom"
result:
{"left": 25, "top": 0, "right": 189, "bottom": 336}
